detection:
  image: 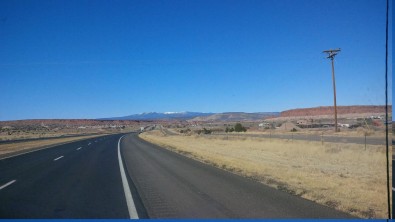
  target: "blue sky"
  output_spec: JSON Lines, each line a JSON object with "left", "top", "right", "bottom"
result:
{"left": 0, "top": 0, "right": 392, "bottom": 120}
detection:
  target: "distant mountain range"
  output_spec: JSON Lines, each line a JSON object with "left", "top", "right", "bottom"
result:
{"left": 99, "top": 112, "right": 213, "bottom": 120}
{"left": 99, "top": 111, "right": 280, "bottom": 121}
{"left": 1, "top": 105, "right": 389, "bottom": 123}
{"left": 189, "top": 112, "right": 280, "bottom": 122}
{"left": 99, "top": 105, "right": 390, "bottom": 122}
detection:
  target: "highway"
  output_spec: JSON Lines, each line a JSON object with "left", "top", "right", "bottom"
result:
{"left": 0, "top": 134, "right": 129, "bottom": 218}
{"left": 0, "top": 133, "right": 354, "bottom": 218}
{"left": 0, "top": 133, "right": 105, "bottom": 145}
{"left": 121, "top": 133, "right": 353, "bottom": 218}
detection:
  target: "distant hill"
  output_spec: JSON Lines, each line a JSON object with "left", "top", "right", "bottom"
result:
{"left": 100, "top": 112, "right": 213, "bottom": 120}
{"left": 280, "top": 105, "right": 391, "bottom": 117}
{"left": 100, "top": 111, "right": 279, "bottom": 121}
{"left": 189, "top": 112, "right": 280, "bottom": 122}
{"left": 3, "top": 105, "right": 388, "bottom": 124}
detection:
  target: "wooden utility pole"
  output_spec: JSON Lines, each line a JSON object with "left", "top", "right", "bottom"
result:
{"left": 323, "top": 48, "right": 341, "bottom": 132}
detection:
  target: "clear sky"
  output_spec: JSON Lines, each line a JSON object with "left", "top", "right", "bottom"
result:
{"left": 0, "top": 0, "right": 392, "bottom": 120}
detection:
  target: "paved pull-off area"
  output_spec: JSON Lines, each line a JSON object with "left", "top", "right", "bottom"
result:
{"left": 0, "top": 133, "right": 354, "bottom": 218}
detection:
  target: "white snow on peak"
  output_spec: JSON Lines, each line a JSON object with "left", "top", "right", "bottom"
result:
{"left": 164, "top": 111, "right": 187, "bottom": 115}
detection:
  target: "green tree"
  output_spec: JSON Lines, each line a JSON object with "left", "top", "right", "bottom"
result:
{"left": 234, "top": 123, "right": 247, "bottom": 132}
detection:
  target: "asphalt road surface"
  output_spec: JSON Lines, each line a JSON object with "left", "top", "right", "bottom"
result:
{"left": 0, "top": 133, "right": 104, "bottom": 145}
{"left": 0, "top": 134, "right": 129, "bottom": 218}
{"left": 1, "top": 133, "right": 354, "bottom": 218}
{"left": 121, "top": 133, "right": 353, "bottom": 218}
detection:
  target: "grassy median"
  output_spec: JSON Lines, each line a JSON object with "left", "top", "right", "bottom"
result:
{"left": 140, "top": 130, "right": 390, "bottom": 218}
{"left": 0, "top": 134, "right": 111, "bottom": 157}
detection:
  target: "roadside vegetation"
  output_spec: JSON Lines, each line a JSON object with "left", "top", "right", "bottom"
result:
{"left": 140, "top": 130, "right": 390, "bottom": 218}
{"left": 0, "top": 134, "right": 110, "bottom": 157}
{"left": 226, "top": 123, "right": 247, "bottom": 133}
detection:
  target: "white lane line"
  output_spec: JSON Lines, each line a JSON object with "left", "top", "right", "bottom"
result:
{"left": 76, "top": 147, "right": 82, "bottom": 150}
{"left": 0, "top": 180, "right": 16, "bottom": 190}
{"left": 0, "top": 138, "right": 90, "bottom": 160}
{"left": 118, "top": 135, "right": 139, "bottom": 219}
{"left": 88, "top": 142, "right": 91, "bottom": 146}
{"left": 54, "top": 156, "right": 64, "bottom": 161}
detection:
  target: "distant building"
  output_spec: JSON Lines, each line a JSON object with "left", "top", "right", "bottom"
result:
{"left": 296, "top": 119, "right": 314, "bottom": 128}
{"left": 259, "top": 122, "right": 272, "bottom": 128}
{"left": 338, "top": 123, "right": 350, "bottom": 128}
{"left": 296, "top": 120, "right": 309, "bottom": 125}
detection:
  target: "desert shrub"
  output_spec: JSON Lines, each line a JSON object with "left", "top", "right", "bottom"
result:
{"left": 291, "top": 128, "right": 297, "bottom": 132}
{"left": 203, "top": 128, "right": 212, "bottom": 134}
{"left": 180, "top": 129, "right": 191, "bottom": 134}
{"left": 234, "top": 123, "right": 247, "bottom": 132}
{"left": 225, "top": 127, "right": 235, "bottom": 133}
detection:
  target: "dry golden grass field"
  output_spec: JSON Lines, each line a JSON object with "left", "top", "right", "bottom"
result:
{"left": 140, "top": 130, "right": 391, "bottom": 218}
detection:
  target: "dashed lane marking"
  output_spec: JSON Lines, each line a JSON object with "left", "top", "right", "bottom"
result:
{"left": 54, "top": 156, "right": 64, "bottom": 161}
{"left": 0, "top": 180, "right": 16, "bottom": 190}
